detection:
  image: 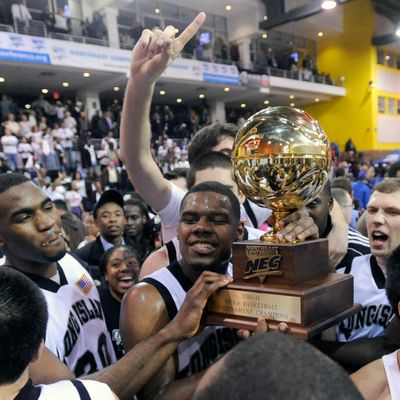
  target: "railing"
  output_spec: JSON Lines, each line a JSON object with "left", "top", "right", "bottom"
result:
{"left": 48, "top": 31, "right": 110, "bottom": 47}
{"left": 14, "top": 18, "right": 46, "bottom": 37}
{"left": 0, "top": 23, "right": 14, "bottom": 32}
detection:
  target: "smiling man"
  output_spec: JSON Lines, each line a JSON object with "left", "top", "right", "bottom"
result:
{"left": 120, "top": 182, "right": 244, "bottom": 400}
{"left": 336, "top": 179, "right": 400, "bottom": 343}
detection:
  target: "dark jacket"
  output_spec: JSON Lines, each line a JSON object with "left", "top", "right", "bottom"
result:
{"left": 75, "top": 236, "right": 105, "bottom": 281}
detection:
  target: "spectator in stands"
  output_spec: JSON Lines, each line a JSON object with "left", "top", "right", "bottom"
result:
{"left": 332, "top": 187, "right": 354, "bottom": 226}
{"left": 0, "top": 95, "right": 16, "bottom": 122}
{"left": 63, "top": 110, "right": 77, "bottom": 134}
{"left": 53, "top": 6, "right": 68, "bottom": 33}
{"left": 76, "top": 189, "right": 126, "bottom": 279}
{"left": 11, "top": 0, "right": 32, "bottom": 28}
{"left": 352, "top": 170, "right": 371, "bottom": 210}
{"left": 64, "top": 181, "right": 84, "bottom": 218}
{"left": 18, "top": 113, "right": 31, "bottom": 137}
{"left": 91, "top": 11, "right": 108, "bottom": 40}
{"left": 39, "top": 3, "right": 55, "bottom": 33}
{"left": 98, "top": 245, "right": 141, "bottom": 359}
{"left": 78, "top": 211, "right": 99, "bottom": 248}
{"left": 4, "top": 113, "right": 20, "bottom": 136}
{"left": 0, "top": 128, "right": 18, "bottom": 170}
{"left": 388, "top": 161, "right": 400, "bottom": 178}
{"left": 124, "top": 198, "right": 154, "bottom": 262}
{"left": 18, "top": 135, "right": 33, "bottom": 170}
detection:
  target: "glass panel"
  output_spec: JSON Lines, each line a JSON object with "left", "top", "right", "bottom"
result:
{"left": 378, "top": 96, "right": 385, "bottom": 113}
{"left": 118, "top": 9, "right": 137, "bottom": 27}
{"left": 386, "top": 52, "right": 394, "bottom": 68}
{"left": 377, "top": 48, "right": 384, "bottom": 65}
{"left": 142, "top": 15, "right": 162, "bottom": 30}
{"left": 214, "top": 15, "right": 227, "bottom": 31}
{"left": 160, "top": 2, "right": 179, "bottom": 19}
{"left": 388, "top": 98, "right": 395, "bottom": 114}
{"left": 139, "top": 0, "right": 159, "bottom": 14}
{"left": 26, "top": 0, "right": 49, "bottom": 11}
{"left": 179, "top": 6, "right": 198, "bottom": 24}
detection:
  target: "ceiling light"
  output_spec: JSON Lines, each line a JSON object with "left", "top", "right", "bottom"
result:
{"left": 290, "top": 103, "right": 295, "bottom": 107}
{"left": 62, "top": 82, "right": 69, "bottom": 87}
{"left": 225, "top": 5, "right": 232, "bottom": 11}
{"left": 199, "top": 94, "right": 205, "bottom": 99}
{"left": 83, "top": 72, "right": 90, "bottom": 78}
{"left": 289, "top": 95, "right": 294, "bottom": 99}
{"left": 224, "top": 87, "right": 230, "bottom": 92}
{"left": 315, "top": 98, "right": 320, "bottom": 102}
{"left": 321, "top": 1, "right": 337, "bottom": 10}
{"left": 0, "top": 77, "right": 5, "bottom": 83}
{"left": 261, "top": 33, "right": 268, "bottom": 39}
{"left": 396, "top": 26, "right": 400, "bottom": 37}
{"left": 318, "top": 32, "right": 324, "bottom": 37}
{"left": 263, "top": 15, "right": 268, "bottom": 21}
{"left": 160, "top": 90, "right": 166, "bottom": 95}
{"left": 240, "top": 103, "right": 246, "bottom": 108}
{"left": 155, "top": 8, "right": 160, "bottom": 14}
{"left": 176, "top": 98, "right": 182, "bottom": 103}
{"left": 41, "top": 88, "right": 48, "bottom": 94}
{"left": 113, "top": 86, "right": 120, "bottom": 92}
{"left": 385, "top": 55, "right": 390, "bottom": 61}
{"left": 25, "top": 104, "right": 31, "bottom": 109}
{"left": 264, "top": 100, "right": 270, "bottom": 105}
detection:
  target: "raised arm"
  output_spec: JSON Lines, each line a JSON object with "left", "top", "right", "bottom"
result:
{"left": 120, "top": 13, "right": 206, "bottom": 211}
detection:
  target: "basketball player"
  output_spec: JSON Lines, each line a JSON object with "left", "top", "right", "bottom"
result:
{"left": 0, "top": 173, "right": 234, "bottom": 400}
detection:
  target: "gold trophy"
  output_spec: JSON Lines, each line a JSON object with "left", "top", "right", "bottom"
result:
{"left": 206, "top": 107, "right": 359, "bottom": 339}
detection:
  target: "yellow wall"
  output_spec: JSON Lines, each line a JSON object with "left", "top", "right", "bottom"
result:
{"left": 303, "top": 0, "right": 376, "bottom": 151}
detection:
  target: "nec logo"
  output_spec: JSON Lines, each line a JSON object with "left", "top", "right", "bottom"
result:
{"left": 243, "top": 255, "right": 283, "bottom": 283}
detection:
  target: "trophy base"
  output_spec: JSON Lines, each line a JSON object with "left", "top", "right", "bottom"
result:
{"left": 206, "top": 273, "right": 361, "bottom": 340}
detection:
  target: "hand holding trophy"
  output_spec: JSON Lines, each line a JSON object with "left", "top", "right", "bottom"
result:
{"left": 206, "top": 106, "right": 360, "bottom": 339}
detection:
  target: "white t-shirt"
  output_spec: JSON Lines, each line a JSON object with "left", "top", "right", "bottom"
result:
{"left": 1, "top": 134, "right": 18, "bottom": 154}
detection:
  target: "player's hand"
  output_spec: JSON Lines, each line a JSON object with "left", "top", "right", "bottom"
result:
{"left": 327, "top": 199, "right": 348, "bottom": 268}
{"left": 130, "top": 12, "right": 206, "bottom": 87}
{"left": 237, "top": 318, "right": 289, "bottom": 339}
{"left": 275, "top": 207, "right": 319, "bottom": 242}
{"left": 169, "top": 271, "right": 232, "bottom": 340}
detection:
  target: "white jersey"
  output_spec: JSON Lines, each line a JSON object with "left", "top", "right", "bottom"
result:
{"left": 142, "top": 261, "right": 238, "bottom": 378}
{"left": 17, "top": 379, "right": 115, "bottom": 399}
{"left": 158, "top": 182, "right": 269, "bottom": 242}
{"left": 382, "top": 350, "right": 400, "bottom": 400}
{"left": 22, "top": 253, "right": 116, "bottom": 376}
{"left": 336, "top": 254, "right": 392, "bottom": 342}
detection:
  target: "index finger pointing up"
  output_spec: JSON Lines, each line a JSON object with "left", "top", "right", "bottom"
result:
{"left": 175, "top": 12, "right": 206, "bottom": 51}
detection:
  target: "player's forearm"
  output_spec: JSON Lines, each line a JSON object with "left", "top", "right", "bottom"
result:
{"left": 154, "top": 373, "right": 204, "bottom": 400}
{"left": 84, "top": 325, "right": 181, "bottom": 400}
{"left": 120, "top": 78, "right": 154, "bottom": 173}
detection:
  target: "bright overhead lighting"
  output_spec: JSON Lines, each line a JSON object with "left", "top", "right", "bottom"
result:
{"left": 155, "top": 8, "right": 160, "bottom": 14}
{"left": 199, "top": 94, "right": 205, "bottom": 99}
{"left": 0, "top": 77, "right": 5, "bottom": 83}
{"left": 240, "top": 103, "right": 246, "bottom": 108}
{"left": 315, "top": 98, "right": 320, "bottom": 102}
{"left": 62, "top": 82, "right": 69, "bottom": 87}
{"left": 385, "top": 55, "right": 391, "bottom": 60}
{"left": 41, "top": 88, "right": 48, "bottom": 94}
{"left": 225, "top": 5, "right": 232, "bottom": 11}
{"left": 396, "top": 26, "right": 400, "bottom": 37}
{"left": 321, "top": 1, "right": 337, "bottom": 10}
{"left": 176, "top": 98, "right": 182, "bottom": 103}
{"left": 113, "top": 86, "right": 120, "bottom": 92}
{"left": 290, "top": 103, "right": 295, "bottom": 107}
{"left": 224, "top": 87, "right": 230, "bottom": 92}
{"left": 264, "top": 100, "right": 269, "bottom": 105}
{"left": 317, "top": 32, "right": 324, "bottom": 37}
{"left": 83, "top": 72, "right": 90, "bottom": 78}
{"left": 263, "top": 15, "right": 268, "bottom": 21}
{"left": 159, "top": 90, "right": 166, "bottom": 95}
{"left": 261, "top": 33, "right": 268, "bottom": 39}
{"left": 25, "top": 104, "right": 31, "bottom": 109}
{"left": 289, "top": 94, "right": 294, "bottom": 99}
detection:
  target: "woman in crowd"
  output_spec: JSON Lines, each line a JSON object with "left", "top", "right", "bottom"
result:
{"left": 98, "top": 245, "right": 141, "bottom": 359}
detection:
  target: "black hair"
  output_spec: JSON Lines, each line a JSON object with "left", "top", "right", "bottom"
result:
{"left": 388, "top": 161, "right": 400, "bottom": 178}
{"left": 186, "top": 151, "right": 233, "bottom": 190}
{"left": 386, "top": 245, "right": 400, "bottom": 318}
{"left": 0, "top": 173, "right": 30, "bottom": 195}
{"left": 164, "top": 168, "right": 189, "bottom": 181}
{"left": 53, "top": 199, "right": 68, "bottom": 211}
{"left": 124, "top": 198, "right": 149, "bottom": 221}
{"left": 187, "top": 123, "right": 238, "bottom": 164}
{"left": 194, "top": 333, "right": 363, "bottom": 400}
{"left": 98, "top": 245, "right": 141, "bottom": 277}
{"left": 181, "top": 181, "right": 240, "bottom": 224}
{"left": 332, "top": 177, "right": 353, "bottom": 196}
{"left": 0, "top": 267, "right": 48, "bottom": 384}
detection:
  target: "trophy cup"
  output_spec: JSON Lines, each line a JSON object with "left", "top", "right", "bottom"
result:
{"left": 206, "top": 107, "right": 359, "bottom": 339}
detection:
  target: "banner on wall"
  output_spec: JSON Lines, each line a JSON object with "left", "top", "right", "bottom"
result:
{"left": 240, "top": 71, "right": 270, "bottom": 89}
{"left": 0, "top": 33, "right": 50, "bottom": 64}
{"left": 0, "top": 32, "right": 240, "bottom": 85}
